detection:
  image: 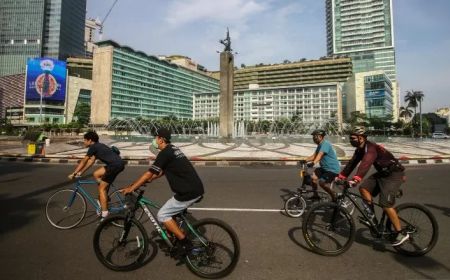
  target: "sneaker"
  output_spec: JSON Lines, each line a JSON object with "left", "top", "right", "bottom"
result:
{"left": 171, "top": 238, "right": 193, "bottom": 258}
{"left": 392, "top": 231, "right": 410, "bottom": 246}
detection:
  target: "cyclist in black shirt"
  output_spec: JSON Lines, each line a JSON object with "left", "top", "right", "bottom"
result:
{"left": 69, "top": 131, "right": 125, "bottom": 220}
{"left": 122, "top": 128, "right": 204, "bottom": 255}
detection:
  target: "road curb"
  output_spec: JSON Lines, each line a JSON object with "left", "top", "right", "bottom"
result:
{"left": 1, "top": 154, "right": 450, "bottom": 166}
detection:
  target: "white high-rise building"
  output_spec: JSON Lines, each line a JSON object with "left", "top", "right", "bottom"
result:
{"left": 326, "top": 0, "right": 399, "bottom": 119}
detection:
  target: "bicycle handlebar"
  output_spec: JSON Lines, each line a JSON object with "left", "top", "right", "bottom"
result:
{"left": 334, "top": 179, "right": 351, "bottom": 189}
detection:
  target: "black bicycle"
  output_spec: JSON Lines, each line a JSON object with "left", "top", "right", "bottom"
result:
{"left": 284, "top": 160, "right": 355, "bottom": 217}
{"left": 93, "top": 188, "right": 240, "bottom": 279}
{"left": 302, "top": 180, "right": 439, "bottom": 256}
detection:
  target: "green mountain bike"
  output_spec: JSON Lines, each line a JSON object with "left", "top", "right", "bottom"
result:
{"left": 93, "top": 189, "right": 240, "bottom": 278}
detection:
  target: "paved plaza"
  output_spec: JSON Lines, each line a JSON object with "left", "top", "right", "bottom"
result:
{"left": 1, "top": 135, "right": 450, "bottom": 163}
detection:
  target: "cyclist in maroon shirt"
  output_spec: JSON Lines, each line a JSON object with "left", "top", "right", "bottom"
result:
{"left": 337, "top": 126, "right": 409, "bottom": 246}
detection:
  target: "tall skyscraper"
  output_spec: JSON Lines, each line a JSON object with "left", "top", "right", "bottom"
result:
{"left": 0, "top": 0, "right": 86, "bottom": 77}
{"left": 326, "top": 0, "right": 396, "bottom": 81}
{"left": 326, "top": 0, "right": 399, "bottom": 119}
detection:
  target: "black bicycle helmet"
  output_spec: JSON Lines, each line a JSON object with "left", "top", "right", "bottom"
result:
{"left": 311, "top": 129, "right": 326, "bottom": 136}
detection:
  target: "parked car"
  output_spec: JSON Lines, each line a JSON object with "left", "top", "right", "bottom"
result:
{"left": 431, "top": 132, "right": 449, "bottom": 139}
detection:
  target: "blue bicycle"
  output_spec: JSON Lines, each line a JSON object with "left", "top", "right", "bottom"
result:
{"left": 45, "top": 178, "right": 143, "bottom": 229}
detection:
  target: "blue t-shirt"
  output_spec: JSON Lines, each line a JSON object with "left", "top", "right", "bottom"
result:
{"left": 315, "top": 139, "right": 340, "bottom": 174}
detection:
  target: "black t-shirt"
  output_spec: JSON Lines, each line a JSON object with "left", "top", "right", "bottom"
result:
{"left": 149, "top": 144, "right": 204, "bottom": 201}
{"left": 86, "top": 142, "right": 124, "bottom": 166}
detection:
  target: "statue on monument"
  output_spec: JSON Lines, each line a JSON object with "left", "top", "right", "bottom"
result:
{"left": 219, "top": 27, "right": 232, "bottom": 52}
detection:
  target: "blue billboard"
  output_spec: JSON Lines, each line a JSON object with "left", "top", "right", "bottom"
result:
{"left": 25, "top": 58, "right": 67, "bottom": 102}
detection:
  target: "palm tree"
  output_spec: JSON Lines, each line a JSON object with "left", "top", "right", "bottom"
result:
{"left": 399, "top": 106, "right": 413, "bottom": 121}
{"left": 404, "top": 90, "right": 425, "bottom": 137}
{"left": 415, "top": 91, "right": 425, "bottom": 137}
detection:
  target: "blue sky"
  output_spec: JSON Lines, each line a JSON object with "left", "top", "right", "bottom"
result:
{"left": 87, "top": 0, "right": 450, "bottom": 113}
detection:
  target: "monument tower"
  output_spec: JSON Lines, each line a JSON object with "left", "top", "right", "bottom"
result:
{"left": 219, "top": 28, "right": 234, "bottom": 138}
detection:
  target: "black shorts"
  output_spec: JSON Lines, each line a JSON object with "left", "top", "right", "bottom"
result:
{"left": 360, "top": 170, "right": 405, "bottom": 208}
{"left": 102, "top": 164, "right": 125, "bottom": 184}
{"left": 314, "top": 168, "right": 338, "bottom": 184}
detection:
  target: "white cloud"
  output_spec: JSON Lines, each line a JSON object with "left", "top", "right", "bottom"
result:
{"left": 166, "top": 0, "right": 268, "bottom": 26}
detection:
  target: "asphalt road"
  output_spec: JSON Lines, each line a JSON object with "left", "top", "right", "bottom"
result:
{"left": 1, "top": 162, "right": 449, "bottom": 280}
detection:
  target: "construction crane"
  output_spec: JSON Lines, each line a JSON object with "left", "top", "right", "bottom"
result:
{"left": 96, "top": 0, "right": 119, "bottom": 41}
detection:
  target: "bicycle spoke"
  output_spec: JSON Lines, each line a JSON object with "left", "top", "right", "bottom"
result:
{"left": 185, "top": 219, "right": 239, "bottom": 278}
{"left": 302, "top": 203, "right": 355, "bottom": 256}
{"left": 393, "top": 205, "right": 437, "bottom": 255}
{"left": 94, "top": 216, "right": 148, "bottom": 271}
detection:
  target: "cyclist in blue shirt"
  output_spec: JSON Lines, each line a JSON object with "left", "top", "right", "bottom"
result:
{"left": 69, "top": 131, "right": 125, "bottom": 220}
{"left": 305, "top": 129, "right": 340, "bottom": 201}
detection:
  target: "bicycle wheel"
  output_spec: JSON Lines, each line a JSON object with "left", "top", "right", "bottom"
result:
{"left": 387, "top": 203, "right": 439, "bottom": 256}
{"left": 108, "top": 190, "right": 144, "bottom": 221}
{"left": 302, "top": 202, "right": 355, "bottom": 256}
{"left": 93, "top": 215, "right": 149, "bottom": 271}
{"left": 45, "top": 189, "right": 86, "bottom": 229}
{"left": 284, "top": 195, "right": 307, "bottom": 217}
{"left": 185, "top": 218, "right": 240, "bottom": 279}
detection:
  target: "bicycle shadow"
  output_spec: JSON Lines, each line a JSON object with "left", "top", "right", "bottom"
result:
{"left": 0, "top": 176, "right": 23, "bottom": 184}
{"left": 1, "top": 173, "right": 97, "bottom": 236}
{"left": 287, "top": 226, "right": 316, "bottom": 253}
{"left": 0, "top": 193, "right": 41, "bottom": 236}
{"left": 280, "top": 187, "right": 297, "bottom": 202}
{"left": 424, "top": 203, "right": 450, "bottom": 217}
{"left": 393, "top": 254, "right": 450, "bottom": 279}
{"left": 353, "top": 228, "right": 398, "bottom": 253}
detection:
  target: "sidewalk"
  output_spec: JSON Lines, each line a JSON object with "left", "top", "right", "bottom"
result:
{"left": 1, "top": 136, "right": 450, "bottom": 166}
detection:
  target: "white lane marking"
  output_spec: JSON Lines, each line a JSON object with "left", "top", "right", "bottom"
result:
{"left": 189, "top": 207, "right": 282, "bottom": 212}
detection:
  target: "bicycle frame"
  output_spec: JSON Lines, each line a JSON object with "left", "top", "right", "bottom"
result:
{"left": 69, "top": 180, "right": 124, "bottom": 213}
{"left": 131, "top": 194, "right": 207, "bottom": 249}
{"left": 338, "top": 187, "right": 392, "bottom": 238}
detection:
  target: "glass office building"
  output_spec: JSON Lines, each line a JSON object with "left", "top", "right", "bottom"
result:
{"left": 0, "top": 0, "right": 86, "bottom": 77}
{"left": 91, "top": 41, "right": 219, "bottom": 125}
{"left": 326, "top": 0, "right": 396, "bottom": 82}
{"left": 343, "top": 70, "right": 393, "bottom": 119}
{"left": 364, "top": 73, "right": 393, "bottom": 118}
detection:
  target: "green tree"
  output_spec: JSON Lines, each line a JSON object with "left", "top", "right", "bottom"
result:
{"left": 73, "top": 102, "right": 91, "bottom": 126}
{"left": 346, "top": 111, "right": 368, "bottom": 127}
{"left": 399, "top": 106, "right": 413, "bottom": 120}
{"left": 404, "top": 90, "right": 425, "bottom": 137}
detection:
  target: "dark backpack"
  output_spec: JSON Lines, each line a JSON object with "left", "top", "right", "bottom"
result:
{"left": 111, "top": 145, "right": 120, "bottom": 155}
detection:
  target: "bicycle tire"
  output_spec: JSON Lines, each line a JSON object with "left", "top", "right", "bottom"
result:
{"left": 284, "top": 195, "right": 307, "bottom": 217}
{"left": 387, "top": 203, "right": 439, "bottom": 256}
{"left": 93, "top": 215, "right": 149, "bottom": 271}
{"left": 302, "top": 202, "right": 355, "bottom": 256}
{"left": 108, "top": 190, "right": 144, "bottom": 221}
{"left": 185, "top": 218, "right": 240, "bottom": 279}
{"left": 45, "top": 189, "right": 87, "bottom": 229}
